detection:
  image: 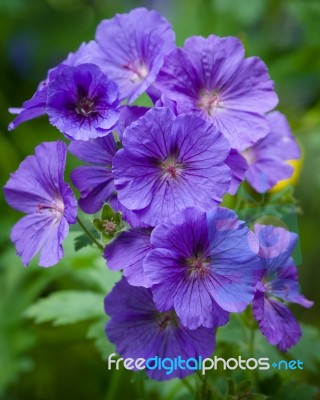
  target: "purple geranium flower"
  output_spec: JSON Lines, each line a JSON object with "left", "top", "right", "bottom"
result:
{"left": 47, "top": 63, "right": 120, "bottom": 140}
{"left": 8, "top": 41, "right": 103, "bottom": 131}
{"left": 95, "top": 8, "right": 175, "bottom": 103}
{"left": 113, "top": 107, "right": 231, "bottom": 226}
{"left": 225, "top": 149, "right": 248, "bottom": 195}
{"left": 115, "top": 105, "right": 149, "bottom": 138}
{"left": 104, "top": 228, "right": 152, "bottom": 287}
{"left": 252, "top": 224, "right": 313, "bottom": 351}
{"left": 69, "top": 134, "right": 118, "bottom": 214}
{"left": 144, "top": 206, "right": 260, "bottom": 329}
{"left": 155, "top": 35, "right": 278, "bottom": 150}
{"left": 242, "top": 111, "right": 301, "bottom": 193}
{"left": 105, "top": 277, "right": 215, "bottom": 380}
{"left": 3, "top": 141, "right": 77, "bottom": 267}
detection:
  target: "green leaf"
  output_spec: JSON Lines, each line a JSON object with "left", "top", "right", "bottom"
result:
{"left": 251, "top": 394, "right": 268, "bottom": 400}
{"left": 288, "top": 323, "right": 320, "bottom": 374}
{"left": 74, "top": 233, "right": 92, "bottom": 251}
{"left": 237, "top": 380, "right": 253, "bottom": 395}
{"left": 86, "top": 318, "right": 115, "bottom": 361}
{"left": 274, "top": 381, "right": 319, "bottom": 400}
{"left": 227, "top": 379, "right": 236, "bottom": 395}
{"left": 25, "top": 291, "right": 105, "bottom": 326}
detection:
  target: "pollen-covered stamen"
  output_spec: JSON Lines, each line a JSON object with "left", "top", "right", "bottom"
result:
{"left": 75, "top": 97, "right": 96, "bottom": 117}
{"left": 198, "top": 90, "right": 222, "bottom": 116}
{"left": 161, "top": 159, "right": 183, "bottom": 180}
{"left": 36, "top": 198, "right": 64, "bottom": 219}
{"left": 186, "top": 256, "right": 211, "bottom": 277}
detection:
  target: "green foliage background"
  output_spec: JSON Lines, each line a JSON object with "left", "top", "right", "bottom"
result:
{"left": 0, "top": 0, "right": 320, "bottom": 399}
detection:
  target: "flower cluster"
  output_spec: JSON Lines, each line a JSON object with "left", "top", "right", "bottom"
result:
{"left": 4, "top": 7, "right": 312, "bottom": 381}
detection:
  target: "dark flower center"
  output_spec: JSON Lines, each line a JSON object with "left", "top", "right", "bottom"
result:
{"left": 161, "top": 159, "right": 183, "bottom": 180}
{"left": 157, "top": 311, "right": 178, "bottom": 331}
{"left": 75, "top": 97, "right": 96, "bottom": 117}
{"left": 186, "top": 255, "right": 211, "bottom": 278}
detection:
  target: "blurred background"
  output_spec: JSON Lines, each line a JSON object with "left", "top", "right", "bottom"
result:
{"left": 0, "top": 0, "right": 320, "bottom": 399}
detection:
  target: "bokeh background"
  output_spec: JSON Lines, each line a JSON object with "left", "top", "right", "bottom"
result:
{"left": 0, "top": 0, "right": 319, "bottom": 399}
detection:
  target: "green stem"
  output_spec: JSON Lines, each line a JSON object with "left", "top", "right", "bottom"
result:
{"left": 249, "top": 326, "right": 255, "bottom": 357}
{"left": 77, "top": 216, "right": 104, "bottom": 251}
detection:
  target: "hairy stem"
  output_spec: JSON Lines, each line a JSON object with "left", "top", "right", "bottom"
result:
{"left": 77, "top": 216, "right": 104, "bottom": 251}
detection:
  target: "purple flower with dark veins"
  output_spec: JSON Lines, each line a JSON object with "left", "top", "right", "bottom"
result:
{"left": 155, "top": 35, "right": 278, "bottom": 150}
{"left": 105, "top": 277, "right": 215, "bottom": 380}
{"left": 144, "top": 206, "right": 261, "bottom": 329}
{"left": 95, "top": 8, "right": 175, "bottom": 103}
{"left": 47, "top": 63, "right": 120, "bottom": 140}
{"left": 104, "top": 228, "right": 152, "bottom": 287}
{"left": 252, "top": 224, "right": 313, "bottom": 351}
{"left": 3, "top": 141, "right": 77, "bottom": 267}
{"left": 113, "top": 107, "right": 231, "bottom": 226}
{"left": 8, "top": 41, "right": 104, "bottom": 131}
{"left": 241, "top": 111, "right": 301, "bottom": 193}
{"left": 69, "top": 134, "right": 118, "bottom": 214}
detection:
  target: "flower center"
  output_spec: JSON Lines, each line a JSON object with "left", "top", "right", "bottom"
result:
{"left": 241, "top": 147, "right": 256, "bottom": 165}
{"left": 103, "top": 220, "right": 117, "bottom": 233}
{"left": 198, "top": 90, "right": 222, "bottom": 116}
{"left": 75, "top": 97, "right": 95, "bottom": 117}
{"left": 157, "top": 311, "right": 178, "bottom": 331}
{"left": 186, "top": 256, "right": 211, "bottom": 278}
{"left": 36, "top": 198, "right": 64, "bottom": 220}
{"left": 123, "top": 61, "right": 149, "bottom": 82}
{"left": 161, "top": 160, "right": 183, "bottom": 180}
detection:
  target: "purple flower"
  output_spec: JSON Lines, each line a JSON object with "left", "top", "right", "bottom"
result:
{"left": 69, "top": 134, "right": 118, "bottom": 214}
{"left": 252, "top": 224, "right": 313, "bottom": 351}
{"left": 155, "top": 35, "right": 278, "bottom": 150}
{"left": 242, "top": 111, "right": 301, "bottom": 193}
{"left": 115, "top": 105, "right": 150, "bottom": 138}
{"left": 225, "top": 149, "right": 248, "bottom": 195}
{"left": 3, "top": 141, "right": 77, "bottom": 267}
{"left": 95, "top": 8, "right": 175, "bottom": 103}
{"left": 8, "top": 41, "right": 103, "bottom": 131}
{"left": 113, "top": 107, "right": 231, "bottom": 226}
{"left": 144, "top": 206, "right": 260, "bottom": 329}
{"left": 104, "top": 228, "right": 152, "bottom": 287}
{"left": 105, "top": 277, "right": 215, "bottom": 380}
{"left": 8, "top": 65, "right": 63, "bottom": 131}
{"left": 47, "top": 63, "right": 120, "bottom": 140}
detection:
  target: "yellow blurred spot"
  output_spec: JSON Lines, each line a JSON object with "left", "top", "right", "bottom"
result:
{"left": 270, "top": 158, "right": 303, "bottom": 193}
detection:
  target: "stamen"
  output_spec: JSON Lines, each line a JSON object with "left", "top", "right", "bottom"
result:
{"left": 186, "top": 256, "right": 211, "bottom": 277}
{"left": 198, "top": 90, "right": 222, "bottom": 116}
{"left": 75, "top": 97, "right": 95, "bottom": 117}
{"left": 161, "top": 160, "right": 183, "bottom": 180}
{"left": 123, "top": 62, "right": 148, "bottom": 82}
{"left": 157, "top": 311, "right": 177, "bottom": 331}
{"left": 103, "top": 220, "right": 117, "bottom": 233}
{"left": 36, "top": 198, "right": 64, "bottom": 219}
